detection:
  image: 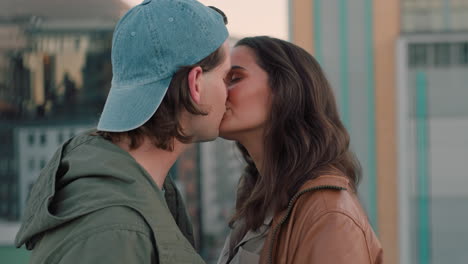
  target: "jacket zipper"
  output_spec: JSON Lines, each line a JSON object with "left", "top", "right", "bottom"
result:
{"left": 267, "top": 185, "right": 347, "bottom": 264}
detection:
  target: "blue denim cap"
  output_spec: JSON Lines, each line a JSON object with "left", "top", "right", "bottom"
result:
{"left": 97, "top": 0, "right": 228, "bottom": 132}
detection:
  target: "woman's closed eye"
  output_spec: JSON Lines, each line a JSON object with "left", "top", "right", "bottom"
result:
{"left": 226, "top": 65, "right": 247, "bottom": 86}
{"left": 225, "top": 72, "right": 242, "bottom": 86}
{"left": 230, "top": 73, "right": 242, "bottom": 84}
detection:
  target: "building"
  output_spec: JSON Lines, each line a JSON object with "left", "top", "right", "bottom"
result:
{"left": 289, "top": 0, "right": 468, "bottom": 263}
{"left": 0, "top": 121, "right": 93, "bottom": 222}
{"left": 199, "top": 138, "right": 244, "bottom": 261}
{"left": 22, "top": 17, "right": 120, "bottom": 117}
{"left": 397, "top": 32, "right": 468, "bottom": 264}
{"left": 0, "top": 23, "right": 29, "bottom": 118}
{"left": 0, "top": 0, "right": 128, "bottom": 119}
{"left": 16, "top": 122, "right": 93, "bottom": 219}
{"left": 0, "top": 124, "right": 18, "bottom": 221}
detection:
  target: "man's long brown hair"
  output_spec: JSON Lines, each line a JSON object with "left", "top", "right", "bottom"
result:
{"left": 228, "top": 36, "right": 362, "bottom": 257}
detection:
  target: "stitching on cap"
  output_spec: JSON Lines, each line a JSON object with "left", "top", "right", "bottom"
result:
{"left": 143, "top": 5, "right": 167, "bottom": 76}
{"left": 112, "top": 7, "right": 141, "bottom": 69}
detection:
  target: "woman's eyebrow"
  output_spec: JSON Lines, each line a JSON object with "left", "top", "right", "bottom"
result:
{"left": 231, "top": 65, "right": 247, "bottom": 71}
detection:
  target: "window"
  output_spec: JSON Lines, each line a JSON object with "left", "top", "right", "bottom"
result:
{"left": 0, "top": 132, "right": 6, "bottom": 145}
{"left": 28, "top": 133, "right": 35, "bottom": 146}
{"left": 40, "top": 133, "right": 47, "bottom": 146}
{"left": 40, "top": 160, "right": 46, "bottom": 169}
{"left": 434, "top": 43, "right": 451, "bottom": 67}
{"left": 0, "top": 184, "right": 6, "bottom": 200}
{"left": 409, "top": 44, "right": 428, "bottom": 67}
{"left": 0, "top": 159, "right": 5, "bottom": 174}
{"left": 459, "top": 42, "right": 468, "bottom": 65}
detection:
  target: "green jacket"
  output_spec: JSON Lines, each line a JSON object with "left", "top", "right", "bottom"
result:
{"left": 15, "top": 131, "right": 205, "bottom": 264}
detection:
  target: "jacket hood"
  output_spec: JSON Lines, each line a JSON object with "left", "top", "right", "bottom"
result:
{"left": 15, "top": 132, "right": 165, "bottom": 249}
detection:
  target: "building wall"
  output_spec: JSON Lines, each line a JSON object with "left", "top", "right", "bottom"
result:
{"left": 32, "top": 33, "right": 91, "bottom": 89}
{"left": 290, "top": 0, "right": 400, "bottom": 263}
{"left": 373, "top": 1, "right": 400, "bottom": 263}
{"left": 292, "top": 0, "right": 381, "bottom": 231}
{"left": 0, "top": 24, "right": 27, "bottom": 113}
{"left": 398, "top": 34, "right": 468, "bottom": 264}
{"left": 402, "top": 0, "right": 468, "bottom": 32}
{"left": 200, "top": 139, "right": 244, "bottom": 261}
{"left": 0, "top": 53, "right": 11, "bottom": 100}
{"left": 0, "top": 128, "right": 17, "bottom": 221}
{"left": 0, "top": 25, "right": 26, "bottom": 51}
{"left": 23, "top": 33, "right": 91, "bottom": 108}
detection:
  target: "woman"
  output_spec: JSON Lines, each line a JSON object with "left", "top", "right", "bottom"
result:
{"left": 217, "top": 36, "right": 383, "bottom": 264}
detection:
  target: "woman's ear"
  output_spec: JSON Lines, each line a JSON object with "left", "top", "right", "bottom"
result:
{"left": 188, "top": 66, "right": 203, "bottom": 104}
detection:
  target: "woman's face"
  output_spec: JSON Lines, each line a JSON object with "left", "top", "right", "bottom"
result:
{"left": 219, "top": 45, "right": 271, "bottom": 140}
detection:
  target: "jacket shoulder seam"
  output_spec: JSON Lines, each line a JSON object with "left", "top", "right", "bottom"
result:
{"left": 312, "top": 211, "right": 373, "bottom": 262}
{"left": 316, "top": 189, "right": 364, "bottom": 223}
{"left": 63, "top": 136, "right": 95, "bottom": 155}
{"left": 298, "top": 189, "right": 355, "bottom": 221}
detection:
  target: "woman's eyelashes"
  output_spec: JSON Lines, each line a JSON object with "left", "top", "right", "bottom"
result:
{"left": 225, "top": 72, "right": 242, "bottom": 86}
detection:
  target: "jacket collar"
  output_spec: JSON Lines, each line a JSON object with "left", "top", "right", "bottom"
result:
{"left": 299, "top": 175, "right": 350, "bottom": 192}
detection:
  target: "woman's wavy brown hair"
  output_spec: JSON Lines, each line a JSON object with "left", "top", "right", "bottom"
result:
{"left": 228, "top": 36, "right": 362, "bottom": 256}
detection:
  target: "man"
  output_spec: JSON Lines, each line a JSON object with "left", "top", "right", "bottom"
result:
{"left": 15, "top": 0, "right": 230, "bottom": 263}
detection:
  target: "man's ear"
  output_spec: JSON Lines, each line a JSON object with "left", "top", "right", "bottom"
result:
{"left": 188, "top": 66, "right": 203, "bottom": 104}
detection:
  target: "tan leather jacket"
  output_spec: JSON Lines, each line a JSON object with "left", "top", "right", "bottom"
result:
{"left": 259, "top": 175, "right": 383, "bottom": 264}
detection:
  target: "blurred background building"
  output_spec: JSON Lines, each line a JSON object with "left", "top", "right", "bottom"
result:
{"left": 0, "top": 0, "right": 126, "bottom": 215}
{"left": 0, "top": 0, "right": 127, "bottom": 261}
{"left": 291, "top": 0, "right": 468, "bottom": 263}
{"left": 1, "top": 0, "right": 467, "bottom": 263}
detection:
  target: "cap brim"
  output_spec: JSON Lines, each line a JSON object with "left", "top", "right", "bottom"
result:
{"left": 97, "top": 76, "right": 173, "bottom": 132}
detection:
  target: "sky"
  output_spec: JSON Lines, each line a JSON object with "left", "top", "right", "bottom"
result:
{"left": 121, "top": 0, "right": 289, "bottom": 40}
